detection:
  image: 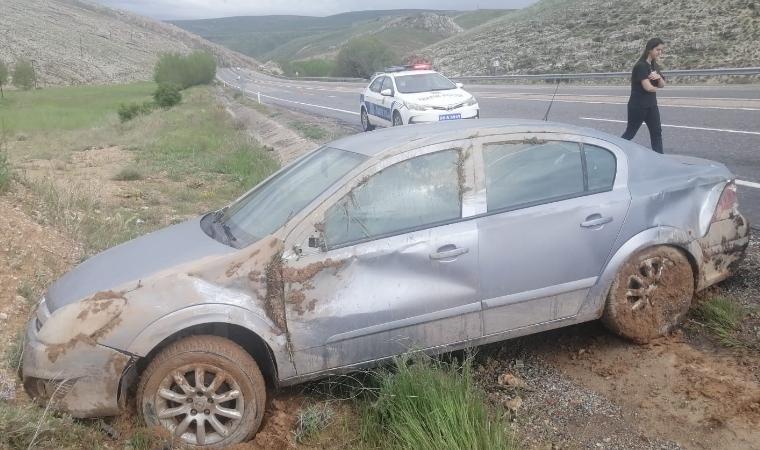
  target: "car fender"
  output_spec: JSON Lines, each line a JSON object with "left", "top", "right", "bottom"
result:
{"left": 126, "top": 304, "right": 295, "bottom": 380}
{"left": 578, "top": 225, "right": 702, "bottom": 321}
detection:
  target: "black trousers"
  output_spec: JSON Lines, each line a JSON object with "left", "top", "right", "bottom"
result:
{"left": 621, "top": 105, "right": 663, "bottom": 154}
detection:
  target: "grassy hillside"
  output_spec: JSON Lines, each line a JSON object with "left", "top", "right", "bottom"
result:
{"left": 169, "top": 10, "right": 445, "bottom": 36}
{"left": 171, "top": 9, "right": 512, "bottom": 62}
{"left": 451, "top": 9, "right": 516, "bottom": 29}
{"left": 420, "top": 0, "right": 760, "bottom": 76}
{"left": 0, "top": 0, "right": 260, "bottom": 87}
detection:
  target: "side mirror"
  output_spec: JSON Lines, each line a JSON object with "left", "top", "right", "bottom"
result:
{"left": 455, "top": 82, "right": 464, "bottom": 89}
{"left": 380, "top": 88, "right": 393, "bottom": 96}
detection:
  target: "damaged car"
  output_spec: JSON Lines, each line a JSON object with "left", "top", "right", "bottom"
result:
{"left": 21, "top": 119, "right": 749, "bottom": 447}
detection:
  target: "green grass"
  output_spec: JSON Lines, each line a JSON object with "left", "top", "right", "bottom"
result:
{"left": 696, "top": 295, "right": 746, "bottom": 347}
{"left": 291, "top": 121, "right": 327, "bottom": 140}
{"left": 3, "top": 332, "right": 25, "bottom": 373}
{"left": 0, "top": 82, "right": 156, "bottom": 135}
{"left": 293, "top": 403, "right": 335, "bottom": 443}
{"left": 359, "top": 353, "right": 514, "bottom": 450}
{"left": 129, "top": 87, "right": 279, "bottom": 188}
{"left": 0, "top": 402, "right": 103, "bottom": 450}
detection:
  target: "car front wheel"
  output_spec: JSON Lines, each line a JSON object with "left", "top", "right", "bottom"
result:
{"left": 361, "top": 107, "right": 375, "bottom": 131}
{"left": 137, "top": 335, "right": 266, "bottom": 448}
{"left": 392, "top": 111, "right": 403, "bottom": 126}
{"left": 602, "top": 246, "right": 694, "bottom": 344}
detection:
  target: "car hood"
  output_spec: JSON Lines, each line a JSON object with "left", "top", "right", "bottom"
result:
{"left": 45, "top": 216, "right": 236, "bottom": 312}
{"left": 405, "top": 89, "right": 472, "bottom": 107}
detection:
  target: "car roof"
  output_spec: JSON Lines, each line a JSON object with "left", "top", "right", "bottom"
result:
{"left": 329, "top": 119, "right": 630, "bottom": 157}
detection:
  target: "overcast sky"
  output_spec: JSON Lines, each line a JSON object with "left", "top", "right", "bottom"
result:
{"left": 91, "top": 0, "right": 538, "bottom": 21}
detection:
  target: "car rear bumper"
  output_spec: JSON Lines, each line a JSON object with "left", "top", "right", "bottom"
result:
{"left": 19, "top": 315, "right": 136, "bottom": 418}
{"left": 696, "top": 213, "right": 750, "bottom": 290}
{"left": 407, "top": 106, "right": 479, "bottom": 124}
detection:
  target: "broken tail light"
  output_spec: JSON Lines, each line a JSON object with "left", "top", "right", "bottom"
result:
{"left": 711, "top": 181, "right": 738, "bottom": 223}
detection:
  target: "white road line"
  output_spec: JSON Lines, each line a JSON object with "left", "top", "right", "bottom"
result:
{"left": 480, "top": 96, "right": 760, "bottom": 111}
{"left": 580, "top": 117, "right": 760, "bottom": 189}
{"left": 580, "top": 117, "right": 760, "bottom": 136}
{"left": 737, "top": 180, "right": 760, "bottom": 189}
{"left": 243, "top": 88, "right": 358, "bottom": 115}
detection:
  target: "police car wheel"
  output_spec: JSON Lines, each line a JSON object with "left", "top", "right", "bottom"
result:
{"left": 361, "top": 108, "right": 375, "bottom": 131}
{"left": 392, "top": 111, "right": 403, "bottom": 126}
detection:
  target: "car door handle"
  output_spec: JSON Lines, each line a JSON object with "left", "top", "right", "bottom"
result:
{"left": 580, "top": 215, "right": 613, "bottom": 228}
{"left": 430, "top": 247, "right": 469, "bottom": 260}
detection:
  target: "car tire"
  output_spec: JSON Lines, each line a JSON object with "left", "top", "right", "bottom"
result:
{"left": 137, "top": 335, "right": 266, "bottom": 448}
{"left": 361, "top": 107, "right": 375, "bottom": 131}
{"left": 392, "top": 111, "right": 403, "bottom": 126}
{"left": 601, "top": 246, "right": 694, "bottom": 344}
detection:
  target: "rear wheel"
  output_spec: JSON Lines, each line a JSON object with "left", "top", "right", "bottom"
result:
{"left": 602, "top": 246, "right": 694, "bottom": 344}
{"left": 392, "top": 111, "right": 403, "bottom": 126}
{"left": 361, "top": 107, "right": 375, "bottom": 131}
{"left": 137, "top": 335, "right": 266, "bottom": 448}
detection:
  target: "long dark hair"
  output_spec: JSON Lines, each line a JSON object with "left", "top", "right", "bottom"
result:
{"left": 632, "top": 38, "right": 664, "bottom": 80}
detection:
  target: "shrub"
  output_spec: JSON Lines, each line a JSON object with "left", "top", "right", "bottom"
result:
{"left": 153, "top": 83, "right": 182, "bottom": 108}
{"left": 117, "top": 101, "right": 154, "bottom": 122}
{"left": 154, "top": 51, "right": 216, "bottom": 89}
{"left": 334, "top": 38, "right": 396, "bottom": 79}
{"left": 12, "top": 58, "right": 34, "bottom": 91}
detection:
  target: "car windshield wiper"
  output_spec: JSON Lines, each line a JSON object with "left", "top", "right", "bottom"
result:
{"left": 220, "top": 221, "right": 237, "bottom": 244}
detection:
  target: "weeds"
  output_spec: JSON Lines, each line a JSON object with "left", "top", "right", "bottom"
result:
{"left": 293, "top": 403, "right": 335, "bottom": 443}
{"left": 359, "top": 353, "right": 514, "bottom": 450}
{"left": 291, "top": 121, "right": 327, "bottom": 140}
{"left": 3, "top": 332, "right": 25, "bottom": 372}
{"left": 0, "top": 128, "right": 12, "bottom": 193}
{"left": 696, "top": 295, "right": 745, "bottom": 347}
{"left": 0, "top": 401, "right": 102, "bottom": 450}
{"left": 112, "top": 166, "right": 143, "bottom": 181}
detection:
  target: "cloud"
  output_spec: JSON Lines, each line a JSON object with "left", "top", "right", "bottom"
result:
{"left": 92, "top": 0, "right": 537, "bottom": 20}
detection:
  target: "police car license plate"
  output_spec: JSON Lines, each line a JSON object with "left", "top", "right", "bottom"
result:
{"left": 439, "top": 114, "right": 461, "bottom": 121}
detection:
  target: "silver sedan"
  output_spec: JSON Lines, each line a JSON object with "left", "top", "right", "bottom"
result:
{"left": 21, "top": 119, "right": 749, "bottom": 447}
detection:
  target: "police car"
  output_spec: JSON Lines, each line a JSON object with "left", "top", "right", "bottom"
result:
{"left": 359, "top": 63, "right": 479, "bottom": 131}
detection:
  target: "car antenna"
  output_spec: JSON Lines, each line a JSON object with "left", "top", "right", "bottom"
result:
{"left": 542, "top": 74, "right": 563, "bottom": 121}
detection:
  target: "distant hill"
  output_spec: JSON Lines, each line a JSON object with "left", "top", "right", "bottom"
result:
{"left": 0, "top": 0, "right": 261, "bottom": 87}
{"left": 170, "top": 9, "right": 515, "bottom": 62}
{"left": 418, "top": 0, "right": 760, "bottom": 77}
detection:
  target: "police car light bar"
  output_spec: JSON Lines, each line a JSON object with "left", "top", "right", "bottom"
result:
{"left": 383, "top": 63, "right": 431, "bottom": 73}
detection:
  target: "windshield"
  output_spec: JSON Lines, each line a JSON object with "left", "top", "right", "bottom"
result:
{"left": 219, "top": 146, "right": 368, "bottom": 247}
{"left": 395, "top": 73, "right": 457, "bottom": 94}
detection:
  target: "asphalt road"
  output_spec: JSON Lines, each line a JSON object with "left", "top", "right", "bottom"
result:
{"left": 217, "top": 68, "right": 760, "bottom": 228}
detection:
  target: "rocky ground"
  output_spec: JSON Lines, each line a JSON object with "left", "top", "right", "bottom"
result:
{"left": 1, "top": 90, "right": 759, "bottom": 450}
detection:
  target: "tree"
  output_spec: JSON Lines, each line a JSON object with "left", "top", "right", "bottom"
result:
{"left": 154, "top": 51, "right": 216, "bottom": 89}
{"left": 12, "top": 58, "right": 35, "bottom": 91}
{"left": 333, "top": 38, "right": 396, "bottom": 79}
{"left": 0, "top": 59, "right": 8, "bottom": 98}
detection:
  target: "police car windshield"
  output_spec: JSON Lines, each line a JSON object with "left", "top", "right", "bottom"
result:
{"left": 395, "top": 73, "right": 456, "bottom": 94}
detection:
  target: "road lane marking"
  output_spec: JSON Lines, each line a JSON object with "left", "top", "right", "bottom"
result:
{"left": 580, "top": 117, "right": 760, "bottom": 136}
{"left": 737, "top": 180, "right": 760, "bottom": 189}
{"left": 580, "top": 118, "right": 760, "bottom": 189}
{"left": 479, "top": 96, "right": 760, "bottom": 111}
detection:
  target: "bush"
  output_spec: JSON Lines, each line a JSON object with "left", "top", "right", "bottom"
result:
{"left": 12, "top": 58, "right": 34, "bottom": 91}
{"left": 154, "top": 51, "right": 216, "bottom": 89}
{"left": 117, "top": 101, "right": 154, "bottom": 122}
{"left": 334, "top": 38, "right": 396, "bottom": 79}
{"left": 153, "top": 83, "right": 182, "bottom": 108}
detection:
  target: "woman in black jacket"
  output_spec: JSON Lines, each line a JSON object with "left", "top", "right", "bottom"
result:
{"left": 621, "top": 38, "right": 666, "bottom": 153}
